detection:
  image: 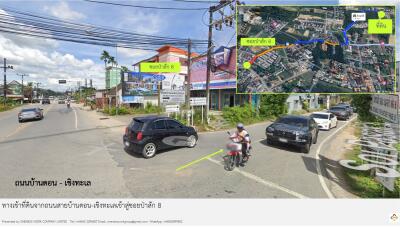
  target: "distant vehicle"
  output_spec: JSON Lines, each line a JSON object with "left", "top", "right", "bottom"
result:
{"left": 58, "top": 99, "right": 65, "bottom": 104}
{"left": 310, "top": 112, "right": 337, "bottom": 130}
{"left": 42, "top": 98, "right": 50, "bottom": 104}
{"left": 123, "top": 116, "right": 198, "bottom": 158}
{"left": 265, "top": 115, "right": 319, "bottom": 153}
{"left": 18, "top": 108, "right": 43, "bottom": 123}
{"left": 328, "top": 106, "right": 351, "bottom": 120}
{"left": 335, "top": 103, "right": 353, "bottom": 115}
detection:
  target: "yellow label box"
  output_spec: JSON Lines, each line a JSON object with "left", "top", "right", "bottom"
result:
{"left": 368, "top": 19, "right": 393, "bottom": 34}
{"left": 140, "top": 62, "right": 181, "bottom": 73}
{"left": 240, "top": 38, "right": 276, "bottom": 46}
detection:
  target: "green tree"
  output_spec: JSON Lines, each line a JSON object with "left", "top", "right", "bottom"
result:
{"left": 350, "top": 94, "right": 381, "bottom": 122}
{"left": 259, "top": 94, "right": 290, "bottom": 118}
{"left": 100, "top": 50, "right": 110, "bottom": 69}
{"left": 121, "top": 66, "right": 129, "bottom": 72}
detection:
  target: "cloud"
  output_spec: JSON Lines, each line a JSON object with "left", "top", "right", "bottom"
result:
{"left": 0, "top": 34, "right": 105, "bottom": 91}
{"left": 117, "top": 10, "right": 165, "bottom": 35}
{"left": 43, "top": 1, "right": 86, "bottom": 21}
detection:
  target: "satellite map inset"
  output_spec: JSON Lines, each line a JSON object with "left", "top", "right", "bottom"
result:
{"left": 237, "top": 6, "right": 396, "bottom": 93}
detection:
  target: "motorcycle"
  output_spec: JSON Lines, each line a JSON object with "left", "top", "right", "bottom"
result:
{"left": 224, "top": 131, "right": 249, "bottom": 171}
{"left": 67, "top": 102, "right": 70, "bottom": 108}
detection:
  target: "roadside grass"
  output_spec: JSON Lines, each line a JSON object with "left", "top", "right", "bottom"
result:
{"left": 0, "top": 102, "right": 22, "bottom": 112}
{"left": 342, "top": 124, "right": 400, "bottom": 198}
{"left": 102, "top": 103, "right": 162, "bottom": 116}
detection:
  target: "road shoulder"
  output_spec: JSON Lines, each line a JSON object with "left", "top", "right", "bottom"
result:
{"left": 319, "top": 120, "right": 359, "bottom": 198}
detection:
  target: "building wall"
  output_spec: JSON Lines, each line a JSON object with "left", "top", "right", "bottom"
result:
{"left": 106, "top": 67, "right": 121, "bottom": 89}
{"left": 287, "top": 94, "right": 320, "bottom": 113}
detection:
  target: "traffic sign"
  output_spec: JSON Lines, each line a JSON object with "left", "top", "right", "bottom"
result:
{"left": 59, "top": 80, "right": 67, "bottom": 84}
{"left": 190, "top": 97, "right": 207, "bottom": 106}
{"left": 161, "top": 90, "right": 185, "bottom": 104}
{"left": 165, "top": 104, "right": 180, "bottom": 113}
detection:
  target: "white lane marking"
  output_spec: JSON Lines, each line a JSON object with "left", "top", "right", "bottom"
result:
{"left": 207, "top": 157, "right": 308, "bottom": 198}
{"left": 315, "top": 117, "right": 356, "bottom": 199}
{"left": 73, "top": 107, "right": 78, "bottom": 130}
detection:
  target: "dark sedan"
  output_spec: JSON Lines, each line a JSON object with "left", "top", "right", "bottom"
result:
{"left": 335, "top": 103, "right": 353, "bottom": 115}
{"left": 18, "top": 108, "right": 43, "bottom": 123}
{"left": 123, "top": 116, "right": 198, "bottom": 158}
{"left": 328, "top": 106, "right": 351, "bottom": 120}
{"left": 265, "top": 115, "right": 319, "bottom": 153}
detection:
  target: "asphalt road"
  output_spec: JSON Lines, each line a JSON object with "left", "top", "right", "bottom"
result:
{"left": 0, "top": 103, "right": 354, "bottom": 198}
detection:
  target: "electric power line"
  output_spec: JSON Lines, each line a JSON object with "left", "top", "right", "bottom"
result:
{"left": 82, "top": 0, "right": 208, "bottom": 10}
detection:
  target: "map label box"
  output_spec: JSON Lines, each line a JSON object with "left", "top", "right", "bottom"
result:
{"left": 240, "top": 38, "right": 276, "bottom": 46}
{"left": 368, "top": 19, "right": 393, "bottom": 34}
{"left": 351, "top": 13, "right": 366, "bottom": 21}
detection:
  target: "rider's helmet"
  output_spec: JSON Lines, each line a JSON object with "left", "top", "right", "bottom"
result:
{"left": 237, "top": 123, "right": 244, "bottom": 131}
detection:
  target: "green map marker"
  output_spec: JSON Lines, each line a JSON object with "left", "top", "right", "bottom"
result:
{"left": 378, "top": 11, "right": 385, "bottom": 19}
{"left": 243, "top": 61, "right": 251, "bottom": 69}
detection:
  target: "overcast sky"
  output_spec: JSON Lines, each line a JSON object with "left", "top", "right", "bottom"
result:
{"left": 0, "top": 0, "right": 235, "bottom": 91}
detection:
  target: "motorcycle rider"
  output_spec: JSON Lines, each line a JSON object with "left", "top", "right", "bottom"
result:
{"left": 67, "top": 100, "right": 71, "bottom": 108}
{"left": 229, "top": 123, "right": 251, "bottom": 163}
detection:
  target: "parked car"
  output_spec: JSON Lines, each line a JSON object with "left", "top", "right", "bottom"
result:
{"left": 265, "top": 115, "right": 319, "bottom": 153}
{"left": 42, "top": 98, "right": 50, "bottom": 104}
{"left": 310, "top": 112, "right": 337, "bottom": 130}
{"left": 328, "top": 106, "right": 351, "bottom": 120}
{"left": 123, "top": 116, "right": 198, "bottom": 158}
{"left": 335, "top": 103, "right": 353, "bottom": 115}
{"left": 18, "top": 108, "right": 43, "bottom": 123}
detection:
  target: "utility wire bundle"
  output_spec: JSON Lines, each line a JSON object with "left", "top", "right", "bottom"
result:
{"left": 0, "top": 7, "right": 209, "bottom": 51}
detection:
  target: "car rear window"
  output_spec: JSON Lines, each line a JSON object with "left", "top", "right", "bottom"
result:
{"left": 331, "top": 107, "right": 345, "bottom": 111}
{"left": 21, "top": 108, "right": 36, "bottom": 112}
{"left": 131, "top": 119, "right": 144, "bottom": 131}
{"left": 277, "top": 117, "right": 308, "bottom": 127}
{"left": 311, "top": 114, "right": 329, "bottom": 119}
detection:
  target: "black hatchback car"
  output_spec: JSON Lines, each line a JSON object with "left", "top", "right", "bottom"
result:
{"left": 265, "top": 115, "right": 319, "bottom": 153}
{"left": 123, "top": 116, "right": 198, "bottom": 158}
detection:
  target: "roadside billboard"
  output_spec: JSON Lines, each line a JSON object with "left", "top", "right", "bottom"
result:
{"left": 121, "top": 72, "right": 165, "bottom": 104}
{"left": 190, "top": 46, "right": 236, "bottom": 90}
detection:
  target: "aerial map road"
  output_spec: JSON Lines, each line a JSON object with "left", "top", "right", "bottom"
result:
{"left": 237, "top": 6, "right": 396, "bottom": 93}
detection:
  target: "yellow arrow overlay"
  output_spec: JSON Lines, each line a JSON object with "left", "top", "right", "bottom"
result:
{"left": 176, "top": 149, "right": 224, "bottom": 171}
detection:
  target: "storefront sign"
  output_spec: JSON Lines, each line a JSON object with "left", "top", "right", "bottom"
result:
{"left": 190, "top": 46, "right": 236, "bottom": 90}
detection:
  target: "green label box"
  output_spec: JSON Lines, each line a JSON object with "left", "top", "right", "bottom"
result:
{"left": 368, "top": 19, "right": 393, "bottom": 34}
{"left": 140, "top": 62, "right": 181, "bottom": 73}
{"left": 240, "top": 38, "right": 276, "bottom": 46}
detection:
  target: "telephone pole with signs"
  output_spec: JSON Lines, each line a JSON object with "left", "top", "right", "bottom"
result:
{"left": 204, "top": 0, "right": 235, "bottom": 124}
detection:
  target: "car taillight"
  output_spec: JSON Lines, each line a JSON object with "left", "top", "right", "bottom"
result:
{"left": 125, "top": 127, "right": 129, "bottom": 135}
{"left": 137, "top": 131, "right": 143, "bottom": 141}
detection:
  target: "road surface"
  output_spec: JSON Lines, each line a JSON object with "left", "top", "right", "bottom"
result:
{"left": 0, "top": 102, "right": 354, "bottom": 198}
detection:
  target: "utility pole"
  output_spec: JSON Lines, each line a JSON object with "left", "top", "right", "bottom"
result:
{"left": 186, "top": 38, "right": 192, "bottom": 108}
{"left": 204, "top": 0, "right": 234, "bottom": 124}
{"left": 34, "top": 82, "right": 41, "bottom": 101}
{"left": 205, "top": 7, "right": 213, "bottom": 124}
{"left": 17, "top": 73, "right": 28, "bottom": 104}
{"left": 1, "top": 58, "right": 14, "bottom": 106}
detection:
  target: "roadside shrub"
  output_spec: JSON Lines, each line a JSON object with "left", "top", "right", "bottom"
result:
{"left": 222, "top": 103, "right": 259, "bottom": 126}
